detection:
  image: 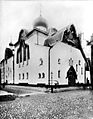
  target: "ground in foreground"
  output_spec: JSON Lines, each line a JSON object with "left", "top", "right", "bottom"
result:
{"left": 0, "top": 90, "right": 93, "bottom": 119}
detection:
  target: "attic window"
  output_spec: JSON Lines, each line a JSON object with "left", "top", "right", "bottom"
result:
{"left": 69, "top": 58, "right": 73, "bottom": 66}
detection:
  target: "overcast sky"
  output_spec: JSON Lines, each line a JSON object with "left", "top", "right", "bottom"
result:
{"left": 0, "top": 0, "right": 93, "bottom": 61}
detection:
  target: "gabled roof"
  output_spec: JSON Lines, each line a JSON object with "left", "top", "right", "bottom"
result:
{"left": 27, "top": 28, "right": 48, "bottom": 38}
{"left": 14, "top": 28, "right": 48, "bottom": 47}
{"left": 44, "top": 28, "right": 64, "bottom": 47}
{"left": 44, "top": 24, "right": 88, "bottom": 66}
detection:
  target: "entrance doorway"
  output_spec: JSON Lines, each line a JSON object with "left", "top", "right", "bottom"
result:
{"left": 66, "top": 66, "right": 77, "bottom": 86}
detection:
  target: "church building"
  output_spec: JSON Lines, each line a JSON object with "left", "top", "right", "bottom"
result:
{"left": 0, "top": 15, "right": 89, "bottom": 86}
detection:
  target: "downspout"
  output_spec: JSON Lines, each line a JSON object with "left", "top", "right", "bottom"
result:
{"left": 48, "top": 47, "right": 51, "bottom": 85}
{"left": 91, "top": 45, "right": 93, "bottom": 89}
{"left": 13, "top": 54, "right": 15, "bottom": 84}
{"left": 48, "top": 46, "right": 52, "bottom": 86}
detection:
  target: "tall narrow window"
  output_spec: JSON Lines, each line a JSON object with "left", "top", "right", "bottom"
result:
{"left": 20, "top": 47, "right": 22, "bottom": 63}
{"left": 28, "top": 46, "right": 30, "bottom": 59}
{"left": 19, "top": 53, "right": 20, "bottom": 67}
{"left": 38, "top": 73, "right": 41, "bottom": 78}
{"left": 16, "top": 50, "right": 19, "bottom": 64}
{"left": 27, "top": 72, "right": 28, "bottom": 79}
{"left": 42, "top": 73, "right": 45, "bottom": 78}
{"left": 23, "top": 73, "right": 24, "bottom": 79}
{"left": 22, "top": 47, "right": 24, "bottom": 65}
{"left": 81, "top": 67, "right": 83, "bottom": 75}
{"left": 19, "top": 74, "right": 21, "bottom": 80}
{"left": 58, "top": 70, "right": 61, "bottom": 78}
{"left": 40, "top": 58, "right": 43, "bottom": 65}
{"left": 26, "top": 45, "right": 30, "bottom": 60}
{"left": 76, "top": 64, "right": 78, "bottom": 72}
{"left": 24, "top": 46, "right": 26, "bottom": 61}
{"left": 17, "top": 42, "right": 29, "bottom": 64}
{"left": 58, "top": 58, "right": 61, "bottom": 64}
{"left": 26, "top": 48, "right": 28, "bottom": 65}
{"left": 79, "top": 60, "right": 81, "bottom": 65}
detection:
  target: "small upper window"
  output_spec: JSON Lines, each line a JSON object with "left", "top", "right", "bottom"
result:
{"left": 81, "top": 67, "right": 83, "bottom": 75}
{"left": 58, "top": 58, "right": 61, "bottom": 64}
{"left": 79, "top": 60, "right": 81, "bottom": 65}
{"left": 40, "top": 58, "right": 43, "bottom": 65}
{"left": 69, "top": 58, "right": 73, "bottom": 66}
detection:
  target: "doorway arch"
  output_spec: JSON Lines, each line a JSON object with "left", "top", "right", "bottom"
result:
{"left": 66, "top": 66, "right": 77, "bottom": 86}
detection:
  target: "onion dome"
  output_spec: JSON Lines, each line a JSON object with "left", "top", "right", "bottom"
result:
{"left": 33, "top": 15, "right": 48, "bottom": 30}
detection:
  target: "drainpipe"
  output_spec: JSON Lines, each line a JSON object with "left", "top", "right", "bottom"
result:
{"left": 48, "top": 47, "right": 51, "bottom": 86}
{"left": 91, "top": 45, "right": 93, "bottom": 89}
{"left": 9, "top": 42, "right": 15, "bottom": 84}
{"left": 13, "top": 53, "right": 15, "bottom": 84}
{"left": 48, "top": 47, "right": 53, "bottom": 93}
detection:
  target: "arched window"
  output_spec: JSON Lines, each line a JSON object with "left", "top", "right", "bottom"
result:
{"left": 16, "top": 42, "right": 30, "bottom": 64}
{"left": 81, "top": 67, "right": 83, "bottom": 75}
{"left": 38, "top": 73, "right": 41, "bottom": 78}
{"left": 79, "top": 60, "right": 81, "bottom": 65}
{"left": 26, "top": 72, "right": 28, "bottom": 79}
{"left": 20, "top": 47, "right": 22, "bottom": 63}
{"left": 17, "top": 50, "right": 19, "bottom": 64}
{"left": 69, "top": 58, "right": 73, "bottom": 66}
{"left": 40, "top": 58, "right": 43, "bottom": 65}
{"left": 58, "top": 70, "right": 61, "bottom": 78}
{"left": 42, "top": 73, "right": 45, "bottom": 78}
{"left": 26, "top": 45, "right": 30, "bottom": 65}
{"left": 22, "top": 47, "right": 24, "bottom": 65}
{"left": 58, "top": 58, "right": 61, "bottom": 64}
{"left": 24, "top": 46, "right": 26, "bottom": 61}
{"left": 23, "top": 73, "right": 24, "bottom": 79}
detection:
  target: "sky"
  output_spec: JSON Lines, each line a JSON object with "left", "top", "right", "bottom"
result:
{"left": 0, "top": 0, "right": 93, "bottom": 61}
